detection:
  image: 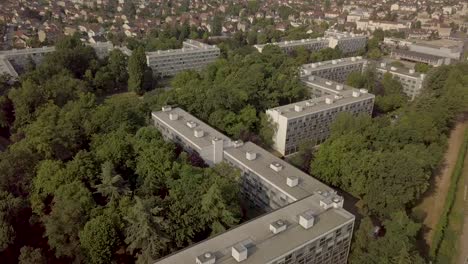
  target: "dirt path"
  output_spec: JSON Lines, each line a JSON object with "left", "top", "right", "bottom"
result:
{"left": 457, "top": 152, "right": 468, "bottom": 264}
{"left": 415, "top": 121, "right": 468, "bottom": 247}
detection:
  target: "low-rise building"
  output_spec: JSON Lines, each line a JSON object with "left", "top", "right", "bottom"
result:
{"left": 391, "top": 49, "right": 448, "bottom": 67}
{"left": 266, "top": 77, "right": 374, "bottom": 156}
{"left": 254, "top": 38, "right": 330, "bottom": 54}
{"left": 376, "top": 62, "right": 426, "bottom": 100}
{"left": 300, "top": 56, "right": 368, "bottom": 83}
{"left": 146, "top": 40, "right": 220, "bottom": 77}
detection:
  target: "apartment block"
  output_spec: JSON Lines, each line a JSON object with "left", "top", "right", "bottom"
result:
{"left": 0, "top": 46, "right": 55, "bottom": 77}
{"left": 254, "top": 38, "right": 330, "bottom": 54}
{"left": 300, "top": 56, "right": 368, "bottom": 84}
{"left": 146, "top": 40, "right": 220, "bottom": 77}
{"left": 376, "top": 62, "right": 426, "bottom": 100}
{"left": 151, "top": 106, "right": 355, "bottom": 264}
{"left": 156, "top": 194, "right": 354, "bottom": 264}
{"left": 254, "top": 31, "right": 367, "bottom": 55}
{"left": 325, "top": 30, "right": 367, "bottom": 55}
{"left": 266, "top": 77, "right": 375, "bottom": 156}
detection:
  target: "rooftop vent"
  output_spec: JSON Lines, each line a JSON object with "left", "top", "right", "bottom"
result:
{"left": 336, "top": 84, "right": 344, "bottom": 90}
{"left": 299, "top": 210, "right": 315, "bottom": 229}
{"left": 301, "top": 39, "right": 305, "bottom": 42}
{"left": 162, "top": 105, "right": 172, "bottom": 112}
{"left": 270, "top": 219, "right": 287, "bottom": 234}
{"left": 294, "top": 105, "right": 303, "bottom": 112}
{"left": 318, "top": 191, "right": 344, "bottom": 209}
{"left": 325, "top": 81, "right": 333, "bottom": 86}
{"left": 334, "top": 94, "right": 343, "bottom": 100}
{"left": 246, "top": 151, "right": 257, "bottom": 161}
{"left": 270, "top": 162, "right": 283, "bottom": 172}
{"left": 311, "top": 63, "right": 317, "bottom": 68}
{"left": 186, "top": 121, "right": 197, "bottom": 128}
{"left": 390, "top": 66, "right": 397, "bottom": 71}
{"left": 351, "top": 57, "right": 356, "bottom": 61}
{"left": 332, "top": 60, "right": 337, "bottom": 64}
{"left": 287, "top": 176, "right": 299, "bottom": 187}
{"left": 194, "top": 128, "right": 204, "bottom": 138}
{"left": 380, "top": 62, "right": 386, "bottom": 67}
{"left": 352, "top": 90, "right": 360, "bottom": 97}
{"left": 196, "top": 252, "right": 216, "bottom": 264}
{"left": 409, "top": 69, "right": 415, "bottom": 74}
{"left": 169, "top": 112, "right": 179, "bottom": 121}
{"left": 359, "top": 89, "right": 368, "bottom": 94}
{"left": 306, "top": 100, "right": 315, "bottom": 106}
{"left": 357, "top": 56, "right": 363, "bottom": 59}
{"left": 232, "top": 243, "right": 248, "bottom": 262}
{"left": 233, "top": 140, "right": 244, "bottom": 148}
{"left": 325, "top": 97, "right": 334, "bottom": 104}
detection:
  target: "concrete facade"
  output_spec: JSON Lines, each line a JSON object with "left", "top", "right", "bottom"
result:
{"left": 151, "top": 106, "right": 355, "bottom": 264}
{"left": 300, "top": 56, "right": 368, "bottom": 83}
{"left": 254, "top": 31, "right": 367, "bottom": 55}
{"left": 376, "top": 62, "right": 426, "bottom": 100}
{"left": 266, "top": 77, "right": 374, "bottom": 156}
{"left": 146, "top": 40, "right": 220, "bottom": 77}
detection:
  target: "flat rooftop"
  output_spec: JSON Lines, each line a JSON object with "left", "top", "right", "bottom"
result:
{"left": 0, "top": 57, "right": 18, "bottom": 77}
{"left": 0, "top": 46, "right": 56, "bottom": 56}
{"left": 270, "top": 77, "right": 374, "bottom": 119}
{"left": 224, "top": 141, "right": 333, "bottom": 201}
{"left": 254, "top": 38, "right": 329, "bottom": 49}
{"left": 146, "top": 40, "right": 219, "bottom": 57}
{"left": 411, "top": 39, "right": 464, "bottom": 49}
{"left": 300, "top": 56, "right": 366, "bottom": 74}
{"left": 151, "top": 108, "right": 231, "bottom": 151}
{"left": 392, "top": 49, "right": 445, "bottom": 61}
{"left": 376, "top": 63, "right": 425, "bottom": 78}
{"left": 154, "top": 194, "right": 354, "bottom": 264}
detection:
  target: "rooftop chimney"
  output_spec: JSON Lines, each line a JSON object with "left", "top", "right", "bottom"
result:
{"left": 409, "top": 69, "right": 415, "bottom": 74}
{"left": 325, "top": 81, "right": 333, "bottom": 86}
{"left": 246, "top": 151, "right": 257, "bottom": 161}
{"left": 270, "top": 220, "right": 287, "bottom": 234}
{"left": 194, "top": 128, "right": 204, "bottom": 138}
{"left": 299, "top": 210, "right": 315, "bottom": 229}
{"left": 325, "top": 97, "right": 334, "bottom": 104}
{"left": 287, "top": 176, "right": 299, "bottom": 187}
{"left": 162, "top": 105, "right": 172, "bottom": 112}
{"left": 390, "top": 66, "right": 397, "bottom": 71}
{"left": 380, "top": 62, "right": 386, "bottom": 67}
{"left": 212, "top": 137, "right": 223, "bottom": 164}
{"left": 352, "top": 90, "right": 360, "bottom": 97}
{"left": 336, "top": 84, "right": 343, "bottom": 90}
{"left": 270, "top": 162, "right": 283, "bottom": 172}
{"left": 359, "top": 89, "right": 368, "bottom": 94}
{"left": 332, "top": 60, "right": 337, "bottom": 64}
{"left": 187, "top": 121, "right": 197, "bottom": 128}
{"left": 169, "top": 112, "right": 179, "bottom": 120}
{"left": 232, "top": 243, "right": 248, "bottom": 262}
{"left": 233, "top": 140, "right": 244, "bottom": 148}
{"left": 294, "top": 105, "right": 303, "bottom": 112}
{"left": 196, "top": 252, "right": 216, "bottom": 264}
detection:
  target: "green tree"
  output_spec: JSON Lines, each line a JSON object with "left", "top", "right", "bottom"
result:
{"left": 80, "top": 214, "right": 119, "bottom": 264}
{"left": 0, "top": 191, "right": 24, "bottom": 251}
{"left": 18, "top": 246, "right": 47, "bottom": 264}
{"left": 124, "top": 197, "right": 169, "bottom": 263}
{"left": 43, "top": 181, "right": 95, "bottom": 259}
{"left": 414, "top": 62, "right": 431, "bottom": 73}
{"left": 95, "top": 161, "right": 131, "bottom": 205}
{"left": 128, "top": 47, "right": 147, "bottom": 94}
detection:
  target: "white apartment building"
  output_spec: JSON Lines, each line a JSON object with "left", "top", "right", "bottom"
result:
{"left": 254, "top": 31, "right": 367, "bottom": 55}
{"left": 376, "top": 62, "right": 426, "bottom": 100}
{"left": 300, "top": 56, "right": 368, "bottom": 83}
{"left": 254, "top": 38, "right": 330, "bottom": 53}
{"left": 356, "top": 20, "right": 411, "bottom": 32}
{"left": 146, "top": 40, "right": 220, "bottom": 77}
{"left": 266, "top": 77, "right": 375, "bottom": 156}
{"left": 151, "top": 106, "right": 355, "bottom": 264}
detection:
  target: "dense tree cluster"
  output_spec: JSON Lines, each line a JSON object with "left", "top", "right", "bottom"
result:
{"left": 153, "top": 45, "right": 307, "bottom": 146}
{"left": 312, "top": 63, "right": 468, "bottom": 261}
{"left": 0, "top": 35, "right": 241, "bottom": 263}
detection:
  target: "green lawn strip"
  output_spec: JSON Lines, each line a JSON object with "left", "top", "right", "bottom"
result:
{"left": 430, "top": 130, "right": 468, "bottom": 262}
